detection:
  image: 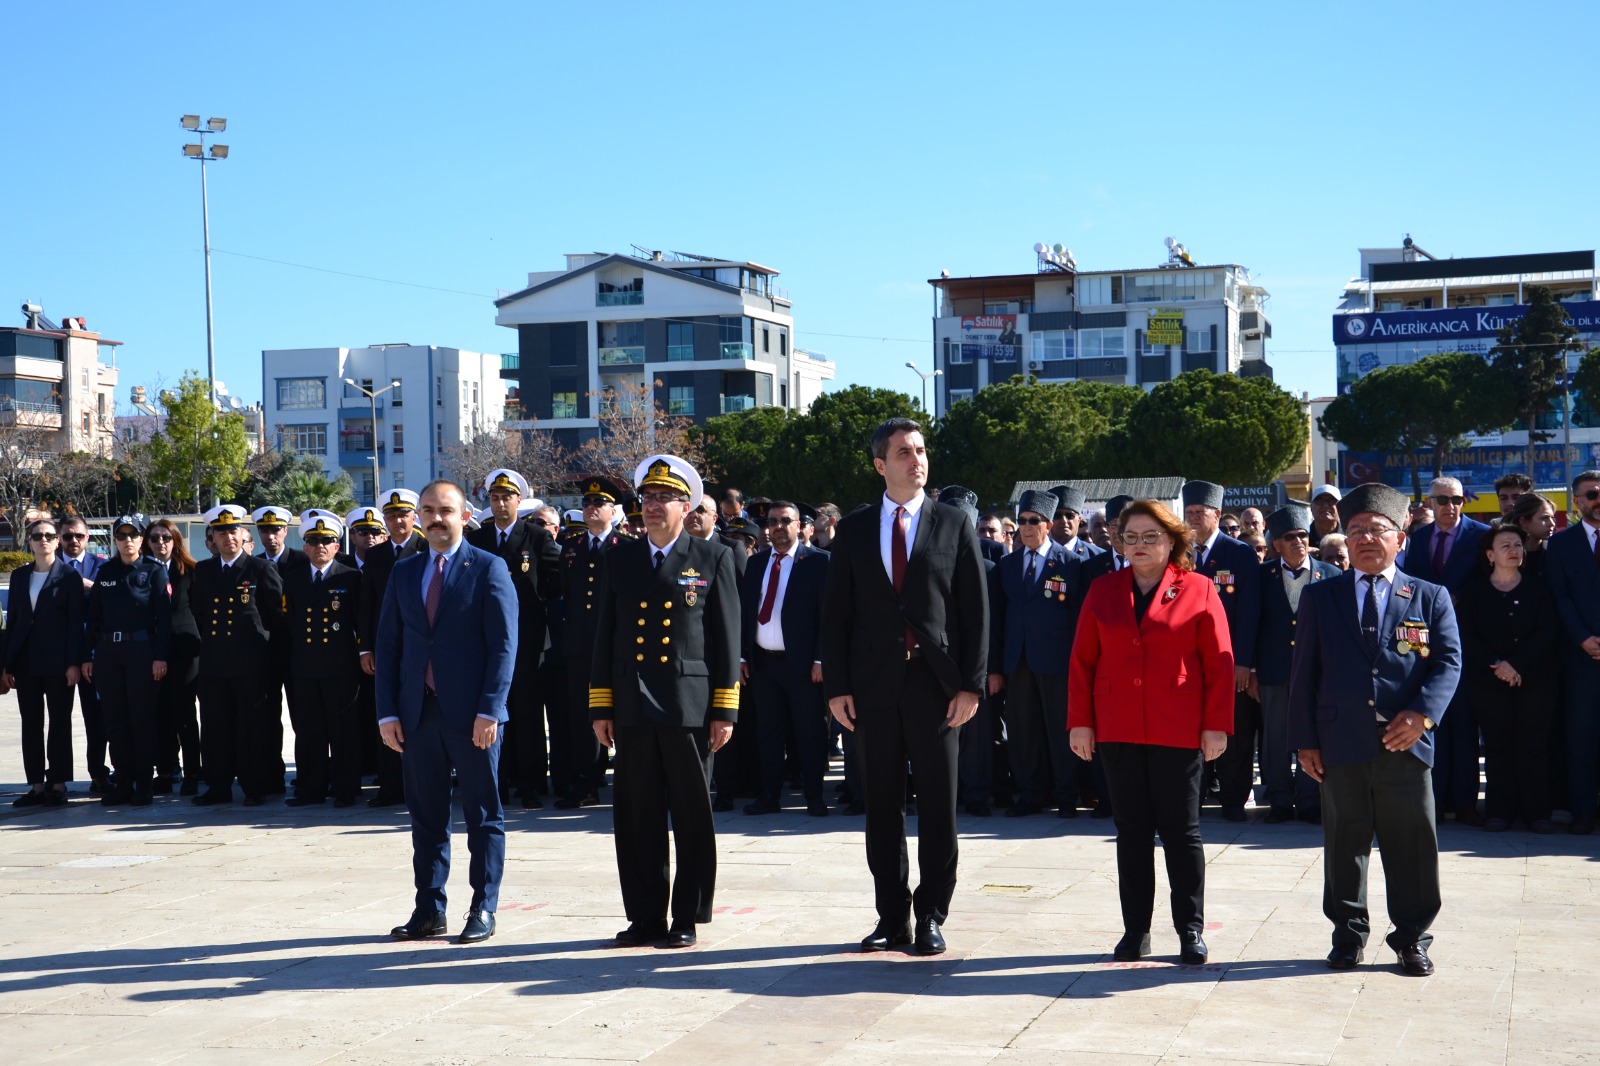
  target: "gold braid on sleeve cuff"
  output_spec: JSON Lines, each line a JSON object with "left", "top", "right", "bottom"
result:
{"left": 710, "top": 685, "right": 740, "bottom": 711}
{"left": 589, "top": 686, "right": 614, "bottom": 710}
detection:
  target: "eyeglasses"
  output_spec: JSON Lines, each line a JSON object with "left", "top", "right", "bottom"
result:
{"left": 29, "top": 532, "right": 58, "bottom": 542}
{"left": 766, "top": 516, "right": 796, "bottom": 526}
{"left": 639, "top": 491, "right": 685, "bottom": 506}
{"left": 1346, "top": 524, "right": 1399, "bottom": 540}
{"left": 1431, "top": 495, "right": 1464, "bottom": 507}
{"left": 1220, "top": 525, "right": 1240, "bottom": 535}
{"left": 113, "top": 531, "right": 141, "bottom": 541}
{"left": 304, "top": 536, "right": 338, "bottom": 546}
{"left": 1018, "top": 515, "right": 1048, "bottom": 526}
{"left": 353, "top": 528, "right": 384, "bottom": 536}
{"left": 59, "top": 532, "right": 86, "bottom": 540}
{"left": 1118, "top": 532, "right": 1168, "bottom": 546}
{"left": 1279, "top": 531, "right": 1311, "bottom": 541}
{"left": 1055, "top": 511, "right": 1079, "bottom": 522}
{"left": 582, "top": 495, "right": 612, "bottom": 507}
{"left": 146, "top": 532, "right": 173, "bottom": 542}
{"left": 1584, "top": 489, "right": 1600, "bottom": 501}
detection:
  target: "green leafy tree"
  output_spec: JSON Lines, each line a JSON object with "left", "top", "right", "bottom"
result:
{"left": 1568, "top": 344, "right": 1600, "bottom": 437}
{"left": 931, "top": 376, "right": 1145, "bottom": 504}
{"left": 768, "top": 385, "right": 919, "bottom": 506}
{"left": 36, "top": 451, "right": 118, "bottom": 518}
{"left": 1320, "top": 353, "right": 1511, "bottom": 497}
{"left": 145, "top": 372, "right": 251, "bottom": 511}
{"left": 689, "top": 406, "right": 795, "bottom": 497}
{"left": 1491, "top": 285, "right": 1584, "bottom": 473}
{"left": 1103, "top": 370, "right": 1307, "bottom": 485}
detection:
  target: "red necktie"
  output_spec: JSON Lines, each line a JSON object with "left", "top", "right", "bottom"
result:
{"left": 424, "top": 553, "right": 444, "bottom": 690}
{"left": 893, "top": 506, "right": 916, "bottom": 652}
{"left": 757, "top": 554, "right": 783, "bottom": 624}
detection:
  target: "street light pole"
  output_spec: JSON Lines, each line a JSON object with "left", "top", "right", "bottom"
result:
{"left": 904, "top": 361, "right": 943, "bottom": 418}
{"left": 181, "top": 116, "right": 229, "bottom": 409}
{"left": 345, "top": 377, "right": 402, "bottom": 504}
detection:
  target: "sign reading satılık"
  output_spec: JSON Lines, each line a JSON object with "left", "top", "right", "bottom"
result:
{"left": 1146, "top": 306, "right": 1184, "bottom": 346}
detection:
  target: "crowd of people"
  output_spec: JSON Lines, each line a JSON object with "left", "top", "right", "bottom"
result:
{"left": 5, "top": 433, "right": 1596, "bottom": 969}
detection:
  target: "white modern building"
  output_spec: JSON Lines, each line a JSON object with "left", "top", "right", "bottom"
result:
{"left": 493, "top": 250, "right": 833, "bottom": 452}
{"left": 928, "top": 240, "right": 1272, "bottom": 415}
{"left": 2, "top": 303, "right": 120, "bottom": 460}
{"left": 260, "top": 344, "right": 506, "bottom": 503}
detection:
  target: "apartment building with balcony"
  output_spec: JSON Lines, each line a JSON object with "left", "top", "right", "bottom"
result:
{"left": 493, "top": 250, "right": 832, "bottom": 450}
{"left": 928, "top": 241, "right": 1272, "bottom": 416}
{"left": 1, "top": 304, "right": 120, "bottom": 463}
{"left": 260, "top": 343, "right": 506, "bottom": 503}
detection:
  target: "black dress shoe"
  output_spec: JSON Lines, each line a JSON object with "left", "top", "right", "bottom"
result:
{"left": 13, "top": 790, "right": 46, "bottom": 808}
{"left": 241, "top": 795, "right": 264, "bottom": 807}
{"left": 913, "top": 918, "right": 946, "bottom": 956}
{"left": 860, "top": 921, "right": 912, "bottom": 952}
{"left": 368, "top": 793, "right": 404, "bottom": 809}
{"left": 614, "top": 922, "right": 668, "bottom": 947}
{"left": 1057, "top": 805, "right": 1079, "bottom": 819}
{"left": 458, "top": 910, "right": 496, "bottom": 944}
{"left": 391, "top": 910, "right": 446, "bottom": 939}
{"left": 1396, "top": 944, "right": 1434, "bottom": 976}
{"left": 44, "top": 788, "right": 69, "bottom": 806}
{"left": 332, "top": 796, "right": 358, "bottom": 808}
{"left": 1263, "top": 807, "right": 1293, "bottom": 824}
{"left": 743, "top": 801, "right": 779, "bottom": 815}
{"left": 964, "top": 801, "right": 992, "bottom": 817}
{"left": 151, "top": 777, "right": 173, "bottom": 795}
{"left": 1113, "top": 931, "right": 1151, "bottom": 961}
{"left": 1179, "top": 932, "right": 1208, "bottom": 965}
{"left": 100, "top": 788, "right": 133, "bottom": 806}
{"left": 660, "top": 924, "right": 696, "bottom": 949}
{"left": 192, "top": 790, "right": 232, "bottom": 806}
{"left": 843, "top": 800, "right": 866, "bottom": 816}
{"left": 1005, "top": 802, "right": 1042, "bottom": 818}
{"left": 1221, "top": 806, "right": 1247, "bottom": 823}
{"left": 284, "top": 796, "right": 325, "bottom": 807}
{"left": 712, "top": 795, "right": 735, "bottom": 813}
{"left": 129, "top": 783, "right": 153, "bottom": 808}
{"left": 521, "top": 793, "right": 543, "bottom": 810}
{"left": 1091, "top": 806, "right": 1113, "bottom": 819}
{"left": 1326, "top": 945, "right": 1364, "bottom": 969}
{"left": 806, "top": 802, "right": 829, "bottom": 817}
{"left": 180, "top": 777, "right": 201, "bottom": 796}
{"left": 1570, "top": 815, "right": 1596, "bottom": 836}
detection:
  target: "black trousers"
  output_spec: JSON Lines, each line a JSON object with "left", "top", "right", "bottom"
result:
{"left": 1214, "top": 690, "right": 1261, "bottom": 809}
{"left": 501, "top": 654, "right": 548, "bottom": 796}
{"left": 540, "top": 655, "right": 574, "bottom": 796}
{"left": 73, "top": 676, "right": 108, "bottom": 782}
{"left": 1099, "top": 741, "right": 1205, "bottom": 937}
{"left": 1472, "top": 676, "right": 1556, "bottom": 823}
{"left": 198, "top": 672, "right": 275, "bottom": 798}
{"left": 563, "top": 652, "right": 606, "bottom": 798}
{"left": 713, "top": 679, "right": 761, "bottom": 800}
{"left": 264, "top": 659, "right": 289, "bottom": 790}
{"left": 96, "top": 641, "right": 160, "bottom": 785}
{"left": 612, "top": 718, "right": 717, "bottom": 928}
{"left": 855, "top": 658, "right": 960, "bottom": 925}
{"left": 957, "top": 689, "right": 996, "bottom": 806}
{"left": 290, "top": 673, "right": 363, "bottom": 801}
{"left": 18, "top": 674, "right": 74, "bottom": 784}
{"left": 1320, "top": 746, "right": 1441, "bottom": 951}
{"left": 1431, "top": 688, "right": 1480, "bottom": 811}
{"left": 750, "top": 652, "right": 829, "bottom": 806}
{"left": 1003, "top": 658, "right": 1074, "bottom": 808}
{"left": 157, "top": 645, "right": 200, "bottom": 779}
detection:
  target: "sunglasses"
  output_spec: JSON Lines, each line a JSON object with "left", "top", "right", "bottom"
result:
{"left": 59, "top": 532, "right": 86, "bottom": 540}
{"left": 1018, "top": 516, "right": 1048, "bottom": 526}
{"left": 29, "top": 532, "right": 58, "bottom": 542}
{"left": 766, "top": 516, "right": 796, "bottom": 526}
{"left": 1584, "top": 489, "right": 1600, "bottom": 502}
{"left": 146, "top": 532, "right": 173, "bottom": 542}
{"left": 113, "top": 531, "right": 141, "bottom": 541}
{"left": 1431, "top": 495, "right": 1465, "bottom": 506}
{"left": 303, "top": 536, "right": 338, "bottom": 546}
{"left": 582, "top": 495, "right": 613, "bottom": 507}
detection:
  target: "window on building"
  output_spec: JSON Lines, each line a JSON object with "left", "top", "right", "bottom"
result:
{"left": 1078, "top": 328, "right": 1127, "bottom": 359}
{"left": 343, "top": 378, "right": 373, "bottom": 400}
{"left": 435, "top": 424, "right": 444, "bottom": 453}
{"left": 983, "top": 301, "right": 1011, "bottom": 314}
{"left": 1077, "top": 275, "right": 1124, "bottom": 306}
{"left": 390, "top": 381, "right": 403, "bottom": 407}
{"left": 284, "top": 424, "right": 328, "bottom": 455}
{"left": 948, "top": 389, "right": 974, "bottom": 406}
{"left": 391, "top": 468, "right": 405, "bottom": 487}
{"left": 944, "top": 337, "right": 965, "bottom": 365}
{"left": 667, "top": 321, "right": 695, "bottom": 361}
{"left": 277, "top": 377, "right": 326, "bottom": 410}
{"left": 1030, "top": 331, "right": 1075, "bottom": 361}
{"left": 779, "top": 330, "right": 788, "bottom": 357}
{"left": 762, "top": 326, "right": 770, "bottom": 353}
{"left": 82, "top": 411, "right": 90, "bottom": 434}
{"left": 779, "top": 381, "right": 788, "bottom": 407}
{"left": 471, "top": 382, "right": 479, "bottom": 406}
{"left": 392, "top": 423, "right": 404, "bottom": 453}
{"left": 719, "top": 317, "right": 751, "bottom": 359}
{"left": 552, "top": 385, "right": 578, "bottom": 419}
{"left": 668, "top": 386, "right": 693, "bottom": 416}
{"left": 1186, "top": 328, "right": 1213, "bottom": 352}
{"left": 436, "top": 376, "right": 443, "bottom": 407}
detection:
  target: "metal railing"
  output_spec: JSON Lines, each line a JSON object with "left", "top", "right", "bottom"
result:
{"left": 599, "top": 346, "right": 645, "bottom": 366}
{"left": 720, "top": 342, "right": 753, "bottom": 360}
{"left": 597, "top": 291, "right": 644, "bottom": 306}
{"left": 720, "top": 395, "right": 756, "bottom": 414}
{"left": 667, "top": 344, "right": 696, "bottom": 361}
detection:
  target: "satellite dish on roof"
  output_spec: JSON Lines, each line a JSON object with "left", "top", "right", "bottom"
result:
{"left": 1033, "top": 242, "right": 1047, "bottom": 254}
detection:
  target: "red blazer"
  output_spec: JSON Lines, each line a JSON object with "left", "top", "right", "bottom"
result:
{"left": 1068, "top": 564, "right": 1234, "bottom": 749}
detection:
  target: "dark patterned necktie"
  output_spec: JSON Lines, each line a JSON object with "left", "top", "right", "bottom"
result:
{"left": 1362, "top": 575, "right": 1380, "bottom": 656}
{"left": 1024, "top": 551, "right": 1037, "bottom": 585}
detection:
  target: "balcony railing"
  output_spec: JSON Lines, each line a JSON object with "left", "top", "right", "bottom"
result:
{"left": 599, "top": 346, "right": 644, "bottom": 366}
{"left": 720, "top": 395, "right": 756, "bottom": 414}
{"left": 720, "top": 342, "right": 753, "bottom": 360}
{"left": 667, "top": 344, "right": 696, "bottom": 361}
{"left": 0, "top": 397, "right": 63, "bottom": 414}
{"left": 597, "top": 290, "right": 644, "bottom": 307}
{"left": 501, "top": 352, "right": 520, "bottom": 370}
{"left": 503, "top": 403, "right": 524, "bottom": 421}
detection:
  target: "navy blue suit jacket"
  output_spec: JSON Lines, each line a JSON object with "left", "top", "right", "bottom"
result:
{"left": 1054, "top": 536, "right": 1104, "bottom": 564}
{"left": 1194, "top": 533, "right": 1262, "bottom": 669}
{"left": 1287, "top": 569, "right": 1461, "bottom": 767}
{"left": 375, "top": 541, "right": 518, "bottom": 733}
{"left": 1543, "top": 522, "right": 1600, "bottom": 665}
{"left": 740, "top": 544, "right": 829, "bottom": 678}
{"left": 989, "top": 542, "right": 1084, "bottom": 677}
{"left": 1254, "top": 558, "right": 1340, "bottom": 686}
{"left": 5, "top": 559, "right": 85, "bottom": 676}
{"left": 1400, "top": 517, "right": 1490, "bottom": 593}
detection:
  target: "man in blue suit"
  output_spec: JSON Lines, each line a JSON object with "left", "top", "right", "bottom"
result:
{"left": 377, "top": 480, "right": 518, "bottom": 945}
{"left": 740, "top": 500, "right": 831, "bottom": 816}
{"left": 1543, "top": 468, "right": 1600, "bottom": 835}
{"left": 990, "top": 489, "right": 1087, "bottom": 817}
{"left": 1399, "top": 476, "right": 1490, "bottom": 823}
{"left": 1048, "top": 485, "right": 1105, "bottom": 564}
{"left": 1290, "top": 483, "right": 1461, "bottom": 976}
{"left": 1254, "top": 504, "right": 1339, "bottom": 824}
{"left": 58, "top": 516, "right": 109, "bottom": 792}
{"left": 1183, "top": 480, "right": 1262, "bottom": 821}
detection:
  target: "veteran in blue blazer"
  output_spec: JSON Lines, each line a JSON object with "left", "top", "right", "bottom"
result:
{"left": 1048, "top": 484, "right": 1106, "bottom": 564}
{"left": 377, "top": 480, "right": 518, "bottom": 946}
{"left": 1289, "top": 483, "right": 1461, "bottom": 977}
{"left": 1399, "top": 476, "right": 1491, "bottom": 821}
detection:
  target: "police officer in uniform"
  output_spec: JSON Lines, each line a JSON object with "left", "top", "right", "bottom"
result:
{"left": 554, "top": 475, "right": 630, "bottom": 809}
{"left": 359, "top": 489, "right": 427, "bottom": 807}
{"left": 84, "top": 513, "right": 172, "bottom": 807}
{"left": 467, "top": 468, "right": 563, "bottom": 809}
{"left": 283, "top": 511, "right": 365, "bottom": 807}
{"left": 253, "top": 505, "right": 306, "bottom": 794}
{"left": 591, "top": 455, "right": 740, "bottom": 949}
{"left": 190, "top": 505, "right": 286, "bottom": 806}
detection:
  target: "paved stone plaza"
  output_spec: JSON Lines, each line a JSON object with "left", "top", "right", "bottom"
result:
{"left": 1, "top": 691, "right": 1595, "bottom": 1065}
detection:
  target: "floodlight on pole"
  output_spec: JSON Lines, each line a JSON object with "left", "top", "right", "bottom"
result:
{"left": 180, "top": 115, "right": 200, "bottom": 130}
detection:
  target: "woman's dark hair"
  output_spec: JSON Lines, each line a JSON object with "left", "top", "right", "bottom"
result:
{"left": 143, "top": 517, "right": 197, "bottom": 576}
{"left": 1479, "top": 523, "right": 1527, "bottom": 573}
{"left": 1116, "top": 498, "right": 1194, "bottom": 571}
{"left": 1508, "top": 491, "right": 1556, "bottom": 542}
{"left": 25, "top": 516, "right": 57, "bottom": 539}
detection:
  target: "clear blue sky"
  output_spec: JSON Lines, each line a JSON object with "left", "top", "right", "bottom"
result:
{"left": 7, "top": 1, "right": 1598, "bottom": 413}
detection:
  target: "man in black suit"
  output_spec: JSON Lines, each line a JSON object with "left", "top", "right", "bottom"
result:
{"left": 739, "top": 500, "right": 831, "bottom": 816}
{"left": 822, "top": 417, "right": 989, "bottom": 956}
{"left": 282, "top": 511, "right": 364, "bottom": 807}
{"left": 591, "top": 455, "right": 740, "bottom": 949}
{"left": 254, "top": 505, "right": 307, "bottom": 795}
{"left": 190, "top": 505, "right": 285, "bottom": 806}
{"left": 1544, "top": 468, "right": 1600, "bottom": 835}
{"left": 358, "top": 488, "right": 427, "bottom": 807}
{"left": 467, "top": 468, "right": 563, "bottom": 809}
{"left": 1081, "top": 495, "right": 1133, "bottom": 586}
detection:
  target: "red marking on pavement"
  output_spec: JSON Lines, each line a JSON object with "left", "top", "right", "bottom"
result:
{"left": 494, "top": 902, "right": 548, "bottom": 912}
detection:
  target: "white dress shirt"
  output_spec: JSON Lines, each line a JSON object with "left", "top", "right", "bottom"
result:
{"left": 754, "top": 546, "right": 797, "bottom": 652}
{"left": 879, "top": 492, "right": 926, "bottom": 584}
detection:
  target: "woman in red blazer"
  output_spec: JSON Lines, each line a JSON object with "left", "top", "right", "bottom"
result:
{"left": 1069, "top": 498, "right": 1233, "bottom": 965}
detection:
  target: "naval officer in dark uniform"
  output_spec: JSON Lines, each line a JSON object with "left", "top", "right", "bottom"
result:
{"left": 591, "top": 454, "right": 740, "bottom": 949}
{"left": 253, "top": 505, "right": 305, "bottom": 794}
{"left": 190, "top": 505, "right": 285, "bottom": 806}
